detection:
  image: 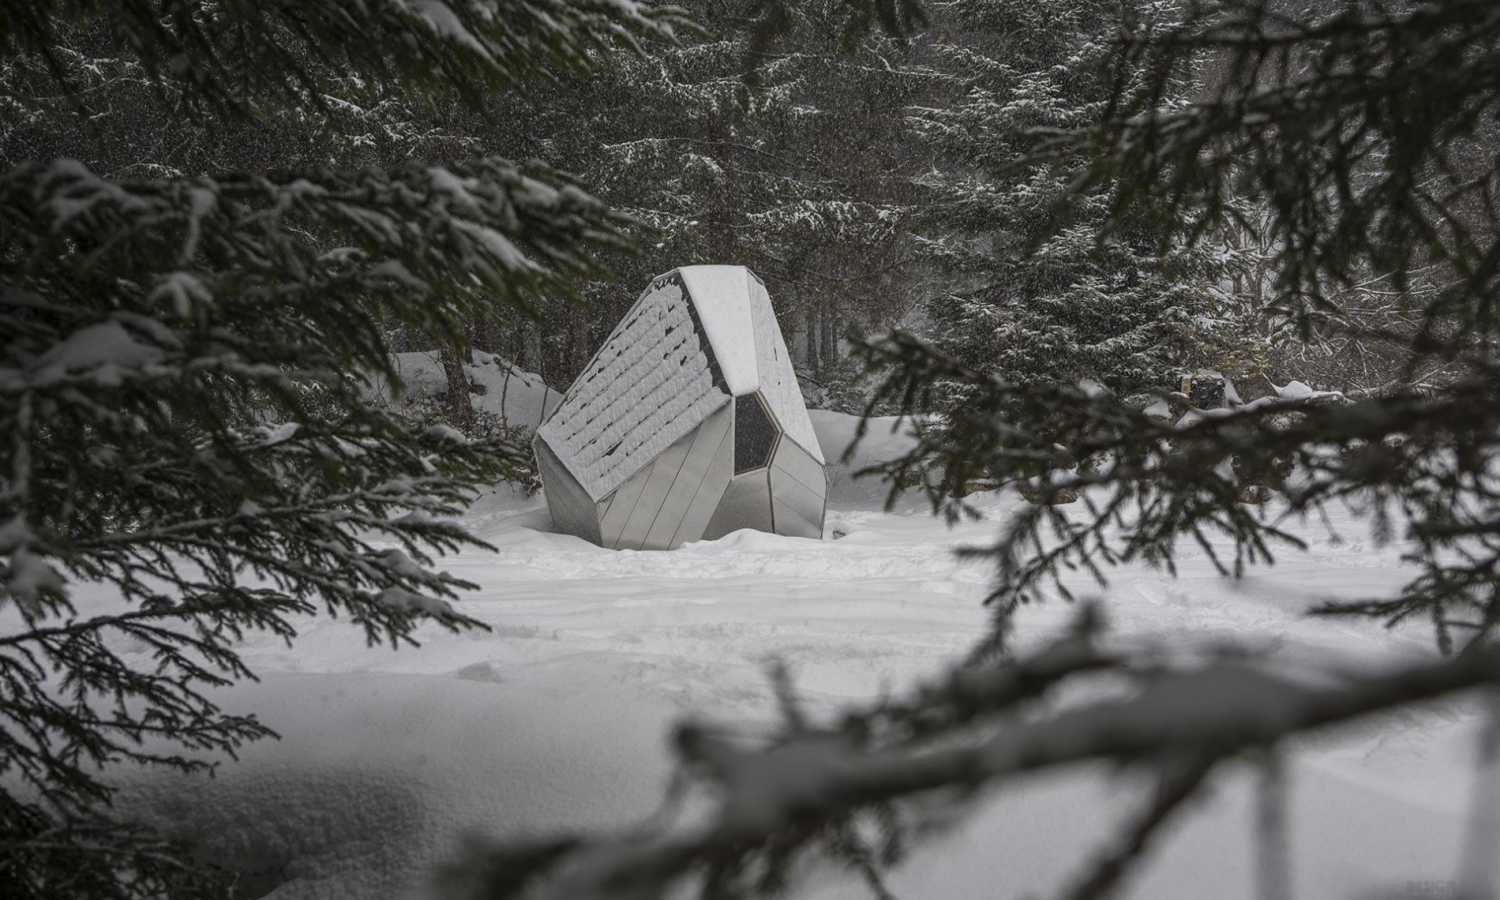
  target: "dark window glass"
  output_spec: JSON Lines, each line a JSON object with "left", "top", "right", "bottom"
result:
{"left": 734, "top": 393, "right": 777, "bottom": 473}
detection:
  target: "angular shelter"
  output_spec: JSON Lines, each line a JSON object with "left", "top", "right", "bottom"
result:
{"left": 534, "top": 266, "right": 827, "bottom": 550}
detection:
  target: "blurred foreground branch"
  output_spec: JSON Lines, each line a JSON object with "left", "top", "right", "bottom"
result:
{"left": 438, "top": 611, "right": 1500, "bottom": 899}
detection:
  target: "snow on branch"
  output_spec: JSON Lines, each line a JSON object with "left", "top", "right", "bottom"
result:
{"left": 0, "top": 156, "right": 626, "bottom": 398}
{"left": 1, "top": 0, "right": 694, "bottom": 114}
{"left": 853, "top": 331, "right": 1500, "bottom": 651}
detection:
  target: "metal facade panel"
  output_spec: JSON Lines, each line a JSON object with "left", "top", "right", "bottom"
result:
{"left": 769, "top": 470, "right": 825, "bottom": 538}
{"left": 598, "top": 456, "right": 655, "bottom": 549}
{"left": 770, "top": 437, "right": 827, "bottom": 497}
{"left": 771, "top": 495, "right": 823, "bottom": 539}
{"left": 668, "top": 414, "right": 735, "bottom": 547}
{"left": 535, "top": 438, "right": 602, "bottom": 544}
{"left": 615, "top": 423, "right": 696, "bottom": 550}
{"left": 702, "top": 469, "right": 774, "bottom": 541}
{"left": 768, "top": 437, "right": 826, "bottom": 539}
{"left": 643, "top": 403, "right": 733, "bottom": 550}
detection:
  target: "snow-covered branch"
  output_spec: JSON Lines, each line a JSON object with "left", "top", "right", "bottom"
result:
{"left": 439, "top": 617, "right": 1500, "bottom": 899}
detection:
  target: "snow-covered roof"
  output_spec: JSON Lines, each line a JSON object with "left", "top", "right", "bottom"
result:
{"left": 678, "top": 266, "right": 758, "bottom": 395}
{"left": 538, "top": 278, "right": 729, "bottom": 501}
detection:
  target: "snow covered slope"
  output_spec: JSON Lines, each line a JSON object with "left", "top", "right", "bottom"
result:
{"left": 97, "top": 408, "right": 1487, "bottom": 900}
{"left": 377, "top": 349, "right": 562, "bottom": 431}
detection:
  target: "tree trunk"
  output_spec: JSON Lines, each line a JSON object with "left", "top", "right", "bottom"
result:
{"left": 499, "top": 360, "right": 514, "bottom": 429}
{"left": 439, "top": 337, "right": 475, "bottom": 432}
{"left": 473, "top": 314, "right": 503, "bottom": 355}
{"left": 522, "top": 323, "right": 544, "bottom": 375}
{"left": 804, "top": 305, "right": 820, "bottom": 377}
{"left": 573, "top": 312, "right": 593, "bottom": 376}
{"left": 819, "top": 300, "right": 838, "bottom": 368}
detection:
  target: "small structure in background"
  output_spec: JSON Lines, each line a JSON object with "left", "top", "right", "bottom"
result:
{"left": 533, "top": 266, "right": 827, "bottom": 549}
{"left": 1180, "top": 371, "right": 1227, "bottom": 409}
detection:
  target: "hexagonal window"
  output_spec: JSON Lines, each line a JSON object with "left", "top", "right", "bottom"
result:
{"left": 734, "top": 392, "right": 779, "bottom": 474}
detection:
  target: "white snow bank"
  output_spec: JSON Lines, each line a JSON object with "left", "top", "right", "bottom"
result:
{"left": 1274, "top": 379, "right": 1346, "bottom": 403}
{"left": 380, "top": 349, "right": 561, "bottom": 430}
{"left": 114, "top": 672, "right": 677, "bottom": 900}
{"left": 810, "top": 410, "right": 923, "bottom": 508}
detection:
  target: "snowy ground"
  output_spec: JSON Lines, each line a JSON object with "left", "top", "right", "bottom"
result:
{"left": 97, "top": 397, "right": 1490, "bottom": 900}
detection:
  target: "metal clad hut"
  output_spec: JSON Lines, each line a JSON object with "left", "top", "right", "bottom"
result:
{"left": 534, "top": 266, "right": 827, "bottom": 550}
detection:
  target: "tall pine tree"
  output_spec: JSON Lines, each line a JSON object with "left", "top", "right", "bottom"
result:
{"left": 907, "top": 0, "right": 1240, "bottom": 404}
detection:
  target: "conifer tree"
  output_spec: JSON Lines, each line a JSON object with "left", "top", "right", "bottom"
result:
{"left": 0, "top": 2, "right": 686, "bottom": 895}
{"left": 907, "top": 0, "right": 1242, "bottom": 404}
{"left": 859, "top": 0, "right": 1500, "bottom": 645}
